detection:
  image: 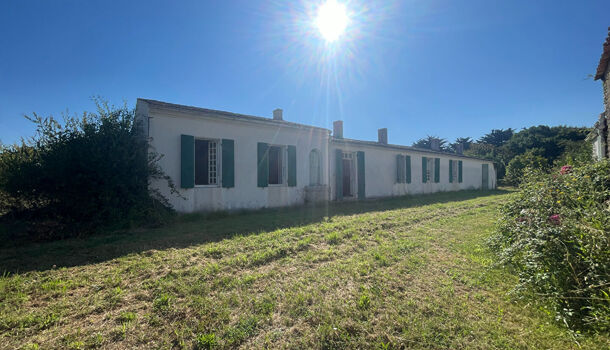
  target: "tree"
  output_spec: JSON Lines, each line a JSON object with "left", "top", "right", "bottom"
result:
{"left": 0, "top": 99, "right": 175, "bottom": 240}
{"left": 478, "top": 128, "right": 514, "bottom": 147}
{"left": 504, "top": 150, "right": 549, "bottom": 185}
{"left": 449, "top": 137, "right": 473, "bottom": 153}
{"left": 412, "top": 135, "right": 449, "bottom": 151}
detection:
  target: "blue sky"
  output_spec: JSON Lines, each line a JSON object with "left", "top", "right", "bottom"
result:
{"left": 1, "top": 0, "right": 608, "bottom": 146}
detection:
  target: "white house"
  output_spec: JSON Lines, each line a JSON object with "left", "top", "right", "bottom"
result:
{"left": 136, "top": 99, "right": 496, "bottom": 213}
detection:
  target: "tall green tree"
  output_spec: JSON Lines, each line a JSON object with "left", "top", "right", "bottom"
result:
{"left": 412, "top": 136, "right": 449, "bottom": 151}
{"left": 478, "top": 128, "right": 514, "bottom": 147}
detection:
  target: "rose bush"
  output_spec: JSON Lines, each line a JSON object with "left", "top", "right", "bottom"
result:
{"left": 490, "top": 160, "right": 610, "bottom": 332}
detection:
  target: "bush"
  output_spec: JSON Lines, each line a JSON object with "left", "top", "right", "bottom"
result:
{"left": 490, "top": 161, "right": 610, "bottom": 332}
{"left": 504, "top": 150, "right": 549, "bottom": 185}
{"left": 0, "top": 99, "right": 175, "bottom": 240}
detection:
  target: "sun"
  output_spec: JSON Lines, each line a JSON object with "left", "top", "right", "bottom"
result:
{"left": 315, "top": 0, "right": 349, "bottom": 42}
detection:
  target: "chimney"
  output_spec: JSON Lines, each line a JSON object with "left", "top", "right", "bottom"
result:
{"left": 378, "top": 128, "right": 388, "bottom": 144}
{"left": 456, "top": 144, "right": 464, "bottom": 155}
{"left": 430, "top": 139, "right": 440, "bottom": 151}
{"left": 333, "top": 120, "right": 343, "bottom": 138}
{"left": 273, "top": 108, "right": 283, "bottom": 121}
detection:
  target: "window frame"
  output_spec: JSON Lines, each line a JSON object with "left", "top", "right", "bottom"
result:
{"left": 309, "top": 149, "right": 322, "bottom": 186}
{"left": 426, "top": 157, "right": 434, "bottom": 183}
{"left": 396, "top": 154, "right": 406, "bottom": 183}
{"left": 268, "top": 144, "right": 287, "bottom": 186}
{"left": 194, "top": 137, "right": 222, "bottom": 188}
{"left": 451, "top": 159, "right": 459, "bottom": 183}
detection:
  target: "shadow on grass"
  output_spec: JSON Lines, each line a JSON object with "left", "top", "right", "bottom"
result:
{"left": 0, "top": 189, "right": 511, "bottom": 274}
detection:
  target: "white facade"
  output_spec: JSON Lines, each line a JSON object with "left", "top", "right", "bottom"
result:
{"left": 329, "top": 139, "right": 496, "bottom": 201}
{"left": 136, "top": 99, "right": 496, "bottom": 213}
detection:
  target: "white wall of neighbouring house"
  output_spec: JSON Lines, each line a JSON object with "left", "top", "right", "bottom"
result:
{"left": 329, "top": 141, "right": 496, "bottom": 200}
{"left": 138, "top": 102, "right": 330, "bottom": 213}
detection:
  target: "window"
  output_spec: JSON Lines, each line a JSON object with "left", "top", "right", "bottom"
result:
{"left": 268, "top": 145, "right": 284, "bottom": 185}
{"left": 426, "top": 158, "right": 433, "bottom": 182}
{"left": 451, "top": 159, "right": 459, "bottom": 183}
{"left": 309, "top": 149, "right": 321, "bottom": 185}
{"left": 396, "top": 155, "right": 406, "bottom": 183}
{"left": 195, "top": 139, "right": 219, "bottom": 186}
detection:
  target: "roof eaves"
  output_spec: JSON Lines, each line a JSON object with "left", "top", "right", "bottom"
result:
{"left": 594, "top": 27, "right": 610, "bottom": 80}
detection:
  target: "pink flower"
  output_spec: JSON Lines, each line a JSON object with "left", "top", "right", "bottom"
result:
{"left": 560, "top": 165, "right": 572, "bottom": 175}
{"left": 549, "top": 214, "right": 561, "bottom": 225}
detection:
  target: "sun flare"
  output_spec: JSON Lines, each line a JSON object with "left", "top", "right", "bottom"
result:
{"left": 315, "top": 0, "right": 349, "bottom": 42}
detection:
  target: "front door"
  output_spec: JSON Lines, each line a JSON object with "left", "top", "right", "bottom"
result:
{"left": 342, "top": 159, "right": 352, "bottom": 196}
{"left": 482, "top": 164, "right": 489, "bottom": 190}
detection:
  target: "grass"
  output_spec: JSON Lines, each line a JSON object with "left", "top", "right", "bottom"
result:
{"left": 1, "top": 189, "right": 608, "bottom": 349}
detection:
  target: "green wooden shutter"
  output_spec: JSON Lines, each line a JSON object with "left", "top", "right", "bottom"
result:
{"left": 405, "top": 155, "right": 411, "bottom": 183}
{"left": 221, "top": 139, "right": 234, "bottom": 188}
{"left": 396, "top": 154, "right": 402, "bottom": 183}
{"left": 287, "top": 145, "right": 297, "bottom": 187}
{"left": 422, "top": 156, "right": 427, "bottom": 183}
{"left": 357, "top": 151, "right": 365, "bottom": 199}
{"left": 180, "top": 134, "right": 194, "bottom": 188}
{"left": 257, "top": 142, "right": 269, "bottom": 187}
{"left": 335, "top": 149, "right": 343, "bottom": 200}
{"left": 449, "top": 159, "right": 453, "bottom": 183}
{"left": 434, "top": 158, "right": 440, "bottom": 183}
{"left": 458, "top": 160, "right": 463, "bottom": 183}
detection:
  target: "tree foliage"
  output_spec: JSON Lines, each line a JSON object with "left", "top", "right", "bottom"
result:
{"left": 0, "top": 100, "right": 175, "bottom": 240}
{"left": 478, "top": 128, "right": 514, "bottom": 147}
{"left": 412, "top": 136, "right": 449, "bottom": 151}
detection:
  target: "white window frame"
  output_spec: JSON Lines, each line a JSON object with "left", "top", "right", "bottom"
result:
{"left": 194, "top": 138, "right": 221, "bottom": 188}
{"left": 426, "top": 158, "right": 434, "bottom": 183}
{"left": 268, "top": 144, "right": 287, "bottom": 186}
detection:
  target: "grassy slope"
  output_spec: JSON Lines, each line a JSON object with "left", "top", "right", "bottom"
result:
{"left": 1, "top": 190, "right": 608, "bottom": 349}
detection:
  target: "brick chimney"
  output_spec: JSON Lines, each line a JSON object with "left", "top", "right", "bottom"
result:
{"left": 430, "top": 139, "right": 440, "bottom": 151}
{"left": 333, "top": 120, "right": 343, "bottom": 138}
{"left": 378, "top": 128, "right": 388, "bottom": 144}
{"left": 456, "top": 144, "right": 464, "bottom": 154}
{"left": 273, "top": 108, "right": 283, "bottom": 121}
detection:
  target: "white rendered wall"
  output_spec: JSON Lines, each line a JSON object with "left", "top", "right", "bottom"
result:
{"left": 329, "top": 142, "right": 496, "bottom": 200}
{"left": 143, "top": 105, "right": 330, "bottom": 212}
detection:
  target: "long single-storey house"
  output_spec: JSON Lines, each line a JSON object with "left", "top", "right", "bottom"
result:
{"left": 135, "top": 99, "right": 496, "bottom": 213}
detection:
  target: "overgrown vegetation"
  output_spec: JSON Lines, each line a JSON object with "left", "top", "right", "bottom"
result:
{"left": 491, "top": 161, "right": 610, "bottom": 333}
{"left": 413, "top": 126, "right": 592, "bottom": 183}
{"left": 1, "top": 190, "right": 608, "bottom": 349}
{"left": 0, "top": 100, "right": 174, "bottom": 240}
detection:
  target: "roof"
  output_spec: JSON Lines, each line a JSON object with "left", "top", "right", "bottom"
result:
{"left": 138, "top": 98, "right": 331, "bottom": 133}
{"left": 331, "top": 137, "right": 492, "bottom": 162}
{"left": 139, "top": 98, "right": 492, "bottom": 162}
{"left": 594, "top": 27, "right": 610, "bottom": 80}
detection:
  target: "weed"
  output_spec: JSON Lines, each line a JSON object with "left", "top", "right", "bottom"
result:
{"left": 195, "top": 333, "right": 218, "bottom": 349}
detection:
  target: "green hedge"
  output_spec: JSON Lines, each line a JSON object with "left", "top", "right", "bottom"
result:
{"left": 490, "top": 161, "right": 610, "bottom": 332}
{"left": 0, "top": 100, "right": 175, "bottom": 240}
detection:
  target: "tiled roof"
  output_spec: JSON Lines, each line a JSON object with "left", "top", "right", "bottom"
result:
{"left": 595, "top": 27, "right": 610, "bottom": 80}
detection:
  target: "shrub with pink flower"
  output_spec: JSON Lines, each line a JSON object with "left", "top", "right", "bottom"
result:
{"left": 548, "top": 214, "right": 561, "bottom": 225}
{"left": 559, "top": 165, "right": 572, "bottom": 174}
{"left": 491, "top": 160, "right": 610, "bottom": 332}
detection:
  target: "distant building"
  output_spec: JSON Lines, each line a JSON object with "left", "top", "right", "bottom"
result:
{"left": 589, "top": 27, "right": 610, "bottom": 160}
{"left": 136, "top": 99, "right": 496, "bottom": 213}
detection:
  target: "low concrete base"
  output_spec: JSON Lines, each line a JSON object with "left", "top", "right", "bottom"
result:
{"left": 304, "top": 185, "right": 329, "bottom": 203}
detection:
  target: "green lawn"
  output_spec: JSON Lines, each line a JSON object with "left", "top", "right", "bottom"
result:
{"left": 1, "top": 190, "right": 608, "bottom": 349}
